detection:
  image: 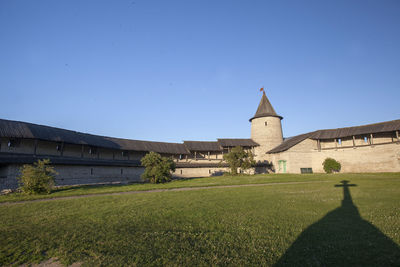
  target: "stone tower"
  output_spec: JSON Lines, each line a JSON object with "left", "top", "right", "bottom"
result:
{"left": 250, "top": 91, "right": 283, "bottom": 161}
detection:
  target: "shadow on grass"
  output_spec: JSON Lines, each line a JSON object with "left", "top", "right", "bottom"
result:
{"left": 274, "top": 180, "right": 400, "bottom": 266}
{"left": 51, "top": 183, "right": 133, "bottom": 193}
{"left": 51, "top": 177, "right": 198, "bottom": 194}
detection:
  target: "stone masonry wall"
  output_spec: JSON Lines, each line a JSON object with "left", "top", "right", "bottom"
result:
{"left": 269, "top": 134, "right": 400, "bottom": 173}
{"left": 251, "top": 116, "right": 283, "bottom": 162}
{"left": 0, "top": 164, "right": 21, "bottom": 190}
{"left": 0, "top": 164, "right": 145, "bottom": 190}
{"left": 54, "top": 165, "right": 144, "bottom": 186}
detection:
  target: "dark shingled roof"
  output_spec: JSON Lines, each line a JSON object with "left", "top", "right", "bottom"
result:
{"left": 268, "top": 133, "right": 315, "bottom": 153}
{"left": 0, "top": 119, "right": 189, "bottom": 155}
{"left": 268, "top": 119, "right": 400, "bottom": 153}
{"left": 217, "top": 138, "right": 259, "bottom": 147}
{"left": 183, "top": 141, "right": 222, "bottom": 151}
{"left": 110, "top": 138, "right": 190, "bottom": 154}
{"left": 311, "top": 119, "right": 400, "bottom": 140}
{"left": 249, "top": 92, "right": 282, "bottom": 121}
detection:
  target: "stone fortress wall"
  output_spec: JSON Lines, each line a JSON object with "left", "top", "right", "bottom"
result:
{"left": 0, "top": 164, "right": 145, "bottom": 190}
{"left": 1, "top": 91, "right": 399, "bottom": 190}
{"left": 0, "top": 135, "right": 254, "bottom": 190}
{"left": 268, "top": 132, "right": 400, "bottom": 174}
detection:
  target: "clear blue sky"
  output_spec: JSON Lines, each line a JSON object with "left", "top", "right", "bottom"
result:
{"left": 1, "top": 0, "right": 399, "bottom": 142}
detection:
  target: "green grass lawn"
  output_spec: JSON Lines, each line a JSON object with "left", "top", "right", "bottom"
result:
{"left": 1, "top": 173, "right": 399, "bottom": 266}
{"left": 1, "top": 172, "right": 399, "bottom": 203}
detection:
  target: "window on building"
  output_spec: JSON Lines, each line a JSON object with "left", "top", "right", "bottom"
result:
{"left": 179, "top": 154, "right": 183, "bottom": 160}
{"left": 265, "top": 121, "right": 268, "bottom": 126}
{"left": 90, "top": 168, "right": 93, "bottom": 175}
{"left": 56, "top": 143, "right": 62, "bottom": 151}
{"left": 89, "top": 147, "right": 97, "bottom": 154}
{"left": 208, "top": 169, "right": 211, "bottom": 174}
{"left": 8, "top": 139, "right": 20, "bottom": 148}
{"left": 122, "top": 151, "right": 128, "bottom": 157}
{"left": 180, "top": 170, "right": 183, "bottom": 174}
{"left": 121, "top": 168, "right": 123, "bottom": 175}
{"left": 300, "top": 168, "right": 313, "bottom": 174}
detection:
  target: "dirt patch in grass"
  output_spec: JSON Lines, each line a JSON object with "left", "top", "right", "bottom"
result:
{"left": 19, "top": 258, "right": 81, "bottom": 267}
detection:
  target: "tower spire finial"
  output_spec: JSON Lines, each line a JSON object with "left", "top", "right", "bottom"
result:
{"left": 249, "top": 89, "right": 282, "bottom": 122}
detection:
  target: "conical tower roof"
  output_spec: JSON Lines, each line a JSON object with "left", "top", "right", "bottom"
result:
{"left": 249, "top": 91, "right": 283, "bottom": 121}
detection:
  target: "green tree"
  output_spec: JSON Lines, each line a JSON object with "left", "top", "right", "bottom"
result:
{"left": 322, "top": 158, "right": 341, "bottom": 173}
{"left": 141, "top": 152, "right": 176, "bottom": 183}
{"left": 223, "top": 146, "right": 256, "bottom": 175}
{"left": 18, "top": 159, "right": 57, "bottom": 194}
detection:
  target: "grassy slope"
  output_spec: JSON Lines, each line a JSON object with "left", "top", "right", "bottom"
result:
{"left": 1, "top": 173, "right": 399, "bottom": 203}
{"left": 0, "top": 174, "right": 399, "bottom": 266}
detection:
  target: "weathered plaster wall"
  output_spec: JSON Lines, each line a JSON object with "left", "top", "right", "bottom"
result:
{"left": 269, "top": 138, "right": 315, "bottom": 174}
{"left": 174, "top": 167, "right": 229, "bottom": 178}
{"left": 311, "top": 143, "right": 400, "bottom": 173}
{"left": 173, "top": 166, "right": 257, "bottom": 178}
{"left": 270, "top": 134, "right": 400, "bottom": 173}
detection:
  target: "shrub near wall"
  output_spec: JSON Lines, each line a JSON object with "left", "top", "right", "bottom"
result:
{"left": 18, "top": 159, "right": 57, "bottom": 194}
{"left": 141, "top": 152, "right": 176, "bottom": 183}
{"left": 322, "top": 158, "right": 341, "bottom": 173}
{"left": 223, "top": 146, "right": 255, "bottom": 175}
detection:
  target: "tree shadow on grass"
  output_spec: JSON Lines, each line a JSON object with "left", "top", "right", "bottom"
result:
{"left": 274, "top": 180, "right": 400, "bottom": 266}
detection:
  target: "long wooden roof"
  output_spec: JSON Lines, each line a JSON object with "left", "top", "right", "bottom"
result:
{"left": 268, "top": 119, "right": 400, "bottom": 153}
{"left": 0, "top": 119, "right": 259, "bottom": 155}
{"left": 217, "top": 138, "right": 259, "bottom": 147}
{"left": 311, "top": 119, "right": 400, "bottom": 139}
{"left": 0, "top": 119, "right": 190, "bottom": 155}
{"left": 183, "top": 141, "right": 222, "bottom": 151}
